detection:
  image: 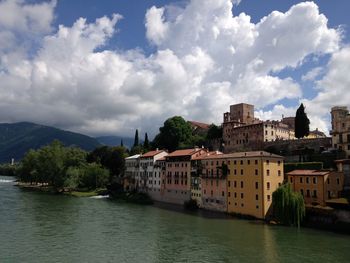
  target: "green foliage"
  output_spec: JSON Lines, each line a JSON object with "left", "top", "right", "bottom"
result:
{"left": 295, "top": 103, "right": 310, "bottom": 139}
{"left": 284, "top": 162, "right": 323, "bottom": 173}
{"left": 272, "top": 183, "right": 305, "bottom": 227}
{"left": 133, "top": 129, "right": 139, "bottom": 147}
{"left": 152, "top": 116, "right": 194, "bottom": 151}
{"left": 206, "top": 124, "right": 223, "bottom": 140}
{"left": 17, "top": 140, "right": 112, "bottom": 191}
{"left": 87, "top": 146, "right": 127, "bottom": 182}
{"left": 0, "top": 163, "right": 18, "bottom": 176}
{"left": 144, "top": 133, "right": 149, "bottom": 150}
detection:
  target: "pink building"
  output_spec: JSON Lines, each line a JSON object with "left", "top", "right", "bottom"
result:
{"left": 163, "top": 148, "right": 208, "bottom": 205}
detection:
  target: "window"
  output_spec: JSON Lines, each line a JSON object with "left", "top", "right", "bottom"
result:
{"left": 278, "top": 170, "right": 281, "bottom": 176}
{"left": 267, "top": 170, "right": 270, "bottom": 176}
{"left": 222, "top": 191, "right": 225, "bottom": 197}
{"left": 241, "top": 203, "right": 244, "bottom": 207}
{"left": 306, "top": 189, "right": 310, "bottom": 197}
{"left": 228, "top": 192, "right": 231, "bottom": 197}
{"left": 255, "top": 169, "right": 258, "bottom": 176}
{"left": 306, "top": 177, "right": 309, "bottom": 184}
{"left": 300, "top": 177, "right": 303, "bottom": 183}
{"left": 300, "top": 189, "right": 304, "bottom": 196}
{"left": 241, "top": 193, "right": 244, "bottom": 199}
{"left": 256, "top": 205, "right": 259, "bottom": 209}
{"left": 255, "top": 194, "right": 259, "bottom": 200}
{"left": 313, "top": 177, "right": 317, "bottom": 184}
{"left": 234, "top": 160, "right": 237, "bottom": 165}
{"left": 278, "top": 161, "right": 281, "bottom": 166}
{"left": 267, "top": 182, "right": 270, "bottom": 190}
{"left": 241, "top": 181, "right": 244, "bottom": 188}
{"left": 211, "top": 190, "right": 213, "bottom": 196}
{"left": 234, "top": 181, "right": 237, "bottom": 188}
{"left": 240, "top": 160, "right": 243, "bottom": 165}
{"left": 313, "top": 190, "right": 317, "bottom": 198}
{"left": 255, "top": 160, "right": 258, "bottom": 165}
{"left": 247, "top": 160, "right": 250, "bottom": 165}
{"left": 204, "top": 190, "right": 206, "bottom": 194}
{"left": 234, "top": 169, "right": 237, "bottom": 175}
{"left": 228, "top": 181, "right": 231, "bottom": 187}
{"left": 290, "top": 177, "right": 293, "bottom": 183}
{"left": 255, "top": 182, "right": 258, "bottom": 189}
{"left": 234, "top": 192, "right": 237, "bottom": 198}
{"left": 266, "top": 160, "right": 270, "bottom": 165}
{"left": 241, "top": 169, "right": 244, "bottom": 175}
{"left": 327, "top": 178, "right": 330, "bottom": 184}
{"left": 337, "top": 178, "right": 340, "bottom": 185}
{"left": 267, "top": 195, "right": 271, "bottom": 201}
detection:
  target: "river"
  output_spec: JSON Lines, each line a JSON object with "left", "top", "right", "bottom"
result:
{"left": 0, "top": 176, "right": 349, "bottom": 262}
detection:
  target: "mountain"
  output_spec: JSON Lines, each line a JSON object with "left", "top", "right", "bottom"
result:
{"left": 0, "top": 122, "right": 101, "bottom": 163}
{"left": 96, "top": 136, "right": 135, "bottom": 149}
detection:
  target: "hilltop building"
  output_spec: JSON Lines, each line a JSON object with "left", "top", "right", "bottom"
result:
{"left": 330, "top": 106, "right": 350, "bottom": 158}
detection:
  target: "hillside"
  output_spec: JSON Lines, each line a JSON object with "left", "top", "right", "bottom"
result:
{"left": 0, "top": 122, "right": 101, "bottom": 163}
{"left": 96, "top": 136, "right": 135, "bottom": 149}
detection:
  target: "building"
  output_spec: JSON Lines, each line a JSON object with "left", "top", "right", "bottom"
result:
{"left": 188, "top": 121, "right": 210, "bottom": 137}
{"left": 163, "top": 148, "right": 208, "bottom": 205}
{"left": 223, "top": 103, "right": 294, "bottom": 152}
{"left": 226, "top": 151, "right": 284, "bottom": 219}
{"left": 335, "top": 159, "right": 350, "bottom": 192}
{"left": 330, "top": 106, "right": 350, "bottom": 158}
{"left": 139, "top": 150, "right": 168, "bottom": 193}
{"left": 124, "top": 154, "right": 141, "bottom": 191}
{"left": 286, "top": 170, "right": 344, "bottom": 206}
{"left": 199, "top": 153, "right": 228, "bottom": 212}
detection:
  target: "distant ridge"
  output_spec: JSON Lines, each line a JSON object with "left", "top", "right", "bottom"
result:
{"left": 0, "top": 122, "right": 101, "bottom": 163}
{"left": 96, "top": 136, "right": 136, "bottom": 149}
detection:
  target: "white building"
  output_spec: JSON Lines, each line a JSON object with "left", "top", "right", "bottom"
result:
{"left": 124, "top": 154, "right": 141, "bottom": 191}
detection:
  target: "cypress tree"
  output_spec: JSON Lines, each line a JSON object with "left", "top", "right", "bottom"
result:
{"left": 133, "top": 129, "right": 139, "bottom": 147}
{"left": 120, "top": 139, "right": 124, "bottom": 147}
{"left": 144, "top": 133, "right": 149, "bottom": 150}
{"left": 295, "top": 103, "right": 310, "bottom": 139}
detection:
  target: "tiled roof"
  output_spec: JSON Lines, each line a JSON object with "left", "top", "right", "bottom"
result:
{"left": 188, "top": 121, "right": 210, "bottom": 130}
{"left": 286, "top": 170, "right": 329, "bottom": 176}
{"left": 141, "top": 150, "right": 166, "bottom": 158}
{"left": 167, "top": 148, "right": 204, "bottom": 157}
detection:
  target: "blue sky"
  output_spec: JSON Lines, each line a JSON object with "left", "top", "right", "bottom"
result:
{"left": 0, "top": 0, "right": 350, "bottom": 137}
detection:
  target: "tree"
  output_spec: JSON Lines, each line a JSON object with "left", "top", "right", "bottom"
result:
{"left": 152, "top": 116, "right": 193, "bottom": 151}
{"left": 295, "top": 103, "right": 310, "bottom": 139}
{"left": 120, "top": 139, "right": 124, "bottom": 147}
{"left": 144, "top": 133, "right": 149, "bottom": 150}
{"left": 272, "top": 183, "right": 305, "bottom": 227}
{"left": 206, "top": 124, "right": 223, "bottom": 140}
{"left": 133, "top": 129, "right": 139, "bottom": 147}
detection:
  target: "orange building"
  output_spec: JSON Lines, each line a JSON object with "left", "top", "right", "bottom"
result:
{"left": 163, "top": 148, "right": 207, "bottom": 205}
{"left": 286, "top": 170, "right": 344, "bottom": 206}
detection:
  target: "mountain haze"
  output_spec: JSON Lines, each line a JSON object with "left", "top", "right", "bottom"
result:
{"left": 0, "top": 122, "right": 101, "bottom": 163}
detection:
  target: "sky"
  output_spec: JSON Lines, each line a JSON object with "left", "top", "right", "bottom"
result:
{"left": 0, "top": 0, "right": 350, "bottom": 138}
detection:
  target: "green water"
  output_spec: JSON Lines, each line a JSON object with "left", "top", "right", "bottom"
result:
{"left": 0, "top": 176, "right": 349, "bottom": 263}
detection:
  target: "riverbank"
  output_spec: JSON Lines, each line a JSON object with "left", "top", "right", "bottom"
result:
{"left": 15, "top": 182, "right": 107, "bottom": 197}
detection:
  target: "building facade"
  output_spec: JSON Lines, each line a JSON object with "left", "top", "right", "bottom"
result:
{"left": 330, "top": 106, "right": 350, "bottom": 158}
{"left": 124, "top": 154, "right": 141, "bottom": 191}
{"left": 287, "top": 170, "right": 344, "bottom": 206}
{"left": 163, "top": 148, "right": 207, "bottom": 205}
{"left": 226, "top": 152, "right": 284, "bottom": 219}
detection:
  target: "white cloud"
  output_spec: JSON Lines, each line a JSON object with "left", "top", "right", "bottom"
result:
{"left": 0, "top": 0, "right": 344, "bottom": 137}
{"left": 302, "top": 67, "right": 323, "bottom": 82}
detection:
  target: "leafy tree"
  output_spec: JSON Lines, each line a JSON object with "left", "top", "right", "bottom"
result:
{"left": 133, "top": 129, "right": 139, "bottom": 147}
{"left": 144, "top": 133, "right": 149, "bottom": 150}
{"left": 272, "top": 183, "right": 305, "bottom": 227}
{"left": 152, "top": 116, "right": 193, "bottom": 151}
{"left": 87, "top": 146, "right": 127, "bottom": 182}
{"left": 295, "top": 103, "right": 310, "bottom": 139}
{"left": 206, "top": 124, "right": 223, "bottom": 140}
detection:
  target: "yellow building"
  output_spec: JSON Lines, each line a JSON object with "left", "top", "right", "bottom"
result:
{"left": 226, "top": 151, "right": 284, "bottom": 219}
